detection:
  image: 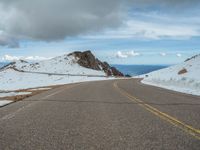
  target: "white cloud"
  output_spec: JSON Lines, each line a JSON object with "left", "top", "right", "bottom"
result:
{"left": 176, "top": 53, "right": 182, "bottom": 57}
{"left": 160, "top": 52, "right": 167, "bottom": 56}
{"left": 0, "top": 0, "right": 124, "bottom": 47}
{"left": 85, "top": 12, "right": 200, "bottom": 40}
{"left": 116, "top": 51, "right": 128, "bottom": 58}
{"left": 2, "top": 55, "right": 19, "bottom": 61}
{"left": 116, "top": 50, "right": 140, "bottom": 58}
{"left": 1, "top": 55, "right": 51, "bottom": 61}
{"left": 0, "top": 0, "right": 199, "bottom": 47}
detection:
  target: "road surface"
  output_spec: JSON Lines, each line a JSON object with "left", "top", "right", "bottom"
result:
{"left": 0, "top": 79, "right": 200, "bottom": 149}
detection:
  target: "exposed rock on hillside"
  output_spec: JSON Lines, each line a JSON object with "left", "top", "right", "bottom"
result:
{"left": 68, "top": 50, "right": 124, "bottom": 76}
{"left": 178, "top": 68, "right": 187, "bottom": 75}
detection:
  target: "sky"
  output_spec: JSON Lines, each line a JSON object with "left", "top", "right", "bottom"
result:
{"left": 0, "top": 0, "right": 200, "bottom": 65}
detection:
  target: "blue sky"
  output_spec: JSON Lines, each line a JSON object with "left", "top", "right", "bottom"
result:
{"left": 0, "top": 0, "right": 200, "bottom": 64}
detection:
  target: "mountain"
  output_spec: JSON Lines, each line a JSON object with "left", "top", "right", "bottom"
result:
{"left": 141, "top": 54, "right": 200, "bottom": 96}
{"left": 0, "top": 51, "right": 123, "bottom": 91}
{"left": 2, "top": 50, "right": 123, "bottom": 77}
{"left": 0, "top": 62, "right": 8, "bottom": 68}
{"left": 68, "top": 51, "right": 124, "bottom": 76}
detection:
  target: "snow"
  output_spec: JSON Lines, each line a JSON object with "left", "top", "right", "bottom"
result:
{"left": 0, "top": 100, "right": 13, "bottom": 107}
{"left": 29, "top": 88, "right": 52, "bottom": 91}
{"left": 0, "top": 91, "right": 32, "bottom": 98}
{"left": 0, "top": 53, "right": 112, "bottom": 91}
{"left": 141, "top": 54, "right": 200, "bottom": 96}
{"left": 6, "top": 55, "right": 106, "bottom": 76}
{"left": 0, "top": 68, "right": 111, "bottom": 91}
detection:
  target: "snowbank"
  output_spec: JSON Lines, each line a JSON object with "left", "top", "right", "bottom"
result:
{"left": 29, "top": 88, "right": 52, "bottom": 91}
{"left": 0, "top": 69, "right": 111, "bottom": 91}
{"left": 0, "top": 91, "right": 32, "bottom": 98}
{"left": 142, "top": 54, "right": 200, "bottom": 96}
{"left": 0, "top": 100, "right": 13, "bottom": 107}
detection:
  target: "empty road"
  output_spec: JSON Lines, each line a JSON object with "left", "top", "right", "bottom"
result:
{"left": 0, "top": 79, "right": 200, "bottom": 149}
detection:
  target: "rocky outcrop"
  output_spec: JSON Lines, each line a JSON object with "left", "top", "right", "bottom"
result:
{"left": 68, "top": 50, "right": 124, "bottom": 76}
{"left": 185, "top": 54, "right": 200, "bottom": 62}
{"left": 178, "top": 68, "right": 187, "bottom": 75}
{"left": 0, "top": 60, "right": 28, "bottom": 71}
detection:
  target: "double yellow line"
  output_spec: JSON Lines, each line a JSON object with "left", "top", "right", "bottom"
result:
{"left": 113, "top": 81, "right": 200, "bottom": 140}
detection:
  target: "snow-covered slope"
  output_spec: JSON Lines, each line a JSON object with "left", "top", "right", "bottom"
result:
{"left": 142, "top": 54, "right": 200, "bottom": 96}
{"left": 2, "top": 54, "right": 106, "bottom": 76}
{"left": 0, "top": 68, "right": 109, "bottom": 91}
{"left": 0, "top": 52, "right": 116, "bottom": 91}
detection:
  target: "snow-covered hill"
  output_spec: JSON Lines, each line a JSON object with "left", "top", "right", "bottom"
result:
{"left": 0, "top": 68, "right": 109, "bottom": 91}
{"left": 2, "top": 54, "right": 106, "bottom": 76}
{"left": 0, "top": 51, "right": 122, "bottom": 92}
{"left": 141, "top": 54, "right": 200, "bottom": 96}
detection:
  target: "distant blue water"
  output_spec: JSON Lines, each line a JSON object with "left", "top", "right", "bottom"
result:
{"left": 112, "top": 65, "right": 169, "bottom": 76}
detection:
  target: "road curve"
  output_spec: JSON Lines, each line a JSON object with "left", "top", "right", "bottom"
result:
{"left": 0, "top": 79, "right": 200, "bottom": 149}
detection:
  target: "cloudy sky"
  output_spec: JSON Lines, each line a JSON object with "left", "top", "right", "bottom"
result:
{"left": 0, "top": 0, "right": 200, "bottom": 64}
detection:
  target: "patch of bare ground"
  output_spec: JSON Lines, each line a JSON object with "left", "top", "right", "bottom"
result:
{"left": 0, "top": 85, "right": 63, "bottom": 102}
{"left": 178, "top": 68, "right": 187, "bottom": 75}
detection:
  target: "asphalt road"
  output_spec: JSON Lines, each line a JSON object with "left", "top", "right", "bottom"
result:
{"left": 0, "top": 79, "right": 200, "bottom": 150}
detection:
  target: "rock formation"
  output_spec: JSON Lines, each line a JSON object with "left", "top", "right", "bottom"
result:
{"left": 68, "top": 50, "right": 124, "bottom": 76}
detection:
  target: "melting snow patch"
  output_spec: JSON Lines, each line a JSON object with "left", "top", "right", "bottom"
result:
{"left": 0, "top": 100, "right": 13, "bottom": 107}
{"left": 0, "top": 92, "right": 32, "bottom": 98}
{"left": 29, "top": 88, "right": 52, "bottom": 91}
{"left": 0, "top": 69, "right": 112, "bottom": 91}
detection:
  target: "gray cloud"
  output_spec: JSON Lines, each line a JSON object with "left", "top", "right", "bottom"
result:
{"left": 129, "top": 0, "right": 199, "bottom": 6}
{"left": 0, "top": 0, "right": 124, "bottom": 41}
{"left": 0, "top": 34, "right": 19, "bottom": 48}
{"left": 0, "top": 0, "right": 199, "bottom": 47}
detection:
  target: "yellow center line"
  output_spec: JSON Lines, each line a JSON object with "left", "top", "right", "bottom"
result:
{"left": 113, "top": 81, "right": 200, "bottom": 140}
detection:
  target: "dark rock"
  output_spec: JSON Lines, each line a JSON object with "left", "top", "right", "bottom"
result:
{"left": 110, "top": 67, "right": 124, "bottom": 76}
{"left": 0, "top": 62, "right": 15, "bottom": 70}
{"left": 68, "top": 50, "right": 124, "bottom": 77}
{"left": 178, "top": 68, "right": 187, "bottom": 75}
{"left": 19, "top": 59, "right": 28, "bottom": 63}
{"left": 185, "top": 54, "right": 200, "bottom": 62}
